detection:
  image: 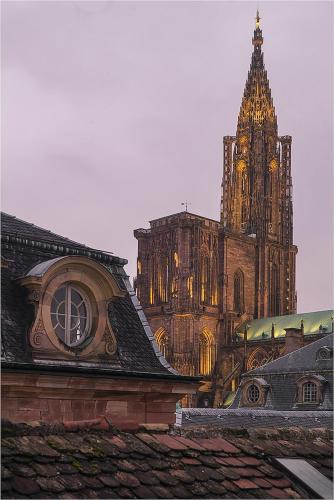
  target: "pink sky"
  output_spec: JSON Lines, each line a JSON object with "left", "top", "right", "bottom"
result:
{"left": 2, "top": 1, "right": 333, "bottom": 313}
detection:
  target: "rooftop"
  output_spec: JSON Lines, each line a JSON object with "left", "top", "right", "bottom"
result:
{"left": 236, "top": 310, "right": 334, "bottom": 341}
{"left": 1, "top": 212, "right": 126, "bottom": 266}
{"left": 246, "top": 333, "right": 334, "bottom": 376}
{"left": 177, "top": 408, "right": 333, "bottom": 430}
{"left": 1, "top": 420, "right": 332, "bottom": 499}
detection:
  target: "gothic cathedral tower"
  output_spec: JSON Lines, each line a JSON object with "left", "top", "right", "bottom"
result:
{"left": 135, "top": 13, "right": 298, "bottom": 405}
{"left": 219, "top": 12, "right": 297, "bottom": 347}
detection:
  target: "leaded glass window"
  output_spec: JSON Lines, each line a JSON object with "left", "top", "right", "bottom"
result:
{"left": 51, "top": 284, "right": 91, "bottom": 347}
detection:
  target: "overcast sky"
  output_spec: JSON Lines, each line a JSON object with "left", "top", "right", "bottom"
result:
{"left": 2, "top": 1, "right": 333, "bottom": 313}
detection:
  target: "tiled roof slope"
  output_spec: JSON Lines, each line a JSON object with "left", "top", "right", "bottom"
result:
{"left": 1, "top": 420, "right": 332, "bottom": 499}
{"left": 1, "top": 212, "right": 126, "bottom": 264}
{"left": 1, "top": 212, "right": 87, "bottom": 247}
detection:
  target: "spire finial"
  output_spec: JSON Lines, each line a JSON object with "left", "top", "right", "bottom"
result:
{"left": 255, "top": 9, "right": 260, "bottom": 29}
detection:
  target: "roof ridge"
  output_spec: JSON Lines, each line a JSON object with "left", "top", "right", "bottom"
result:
{"left": 1, "top": 211, "right": 85, "bottom": 246}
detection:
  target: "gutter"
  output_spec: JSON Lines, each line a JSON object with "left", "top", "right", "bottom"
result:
{"left": 1, "top": 361, "right": 201, "bottom": 383}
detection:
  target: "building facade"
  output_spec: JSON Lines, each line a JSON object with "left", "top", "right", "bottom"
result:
{"left": 1, "top": 212, "right": 199, "bottom": 426}
{"left": 134, "top": 14, "right": 331, "bottom": 406}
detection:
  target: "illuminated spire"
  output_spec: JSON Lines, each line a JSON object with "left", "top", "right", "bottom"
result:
{"left": 237, "top": 10, "right": 276, "bottom": 128}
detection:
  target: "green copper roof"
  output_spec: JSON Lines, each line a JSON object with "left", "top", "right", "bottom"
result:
{"left": 236, "top": 310, "right": 334, "bottom": 341}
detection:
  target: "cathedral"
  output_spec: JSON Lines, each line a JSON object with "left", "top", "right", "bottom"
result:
{"left": 134, "top": 13, "right": 333, "bottom": 406}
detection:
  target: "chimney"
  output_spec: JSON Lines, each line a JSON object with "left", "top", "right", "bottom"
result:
{"left": 284, "top": 327, "right": 303, "bottom": 354}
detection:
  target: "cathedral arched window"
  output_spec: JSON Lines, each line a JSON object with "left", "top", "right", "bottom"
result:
{"left": 155, "top": 328, "right": 169, "bottom": 360}
{"left": 233, "top": 269, "right": 244, "bottom": 314}
{"left": 211, "top": 256, "right": 218, "bottom": 306}
{"left": 158, "top": 255, "right": 169, "bottom": 303}
{"left": 200, "top": 252, "right": 210, "bottom": 304}
{"left": 151, "top": 253, "right": 169, "bottom": 305}
{"left": 269, "top": 264, "right": 280, "bottom": 316}
{"left": 199, "top": 328, "right": 215, "bottom": 375}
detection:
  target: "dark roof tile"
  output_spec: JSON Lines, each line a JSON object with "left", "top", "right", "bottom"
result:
{"left": 236, "top": 467, "right": 263, "bottom": 478}
{"left": 181, "top": 457, "right": 201, "bottom": 465}
{"left": 31, "top": 463, "right": 57, "bottom": 477}
{"left": 152, "top": 470, "right": 179, "bottom": 486}
{"left": 36, "top": 476, "right": 66, "bottom": 493}
{"left": 172, "top": 435, "right": 206, "bottom": 450}
{"left": 206, "top": 479, "right": 227, "bottom": 495}
{"left": 80, "top": 476, "right": 104, "bottom": 489}
{"left": 170, "top": 483, "right": 192, "bottom": 498}
{"left": 58, "top": 475, "right": 85, "bottom": 491}
{"left": 217, "top": 465, "right": 241, "bottom": 480}
{"left": 169, "top": 469, "right": 194, "bottom": 484}
{"left": 153, "top": 433, "right": 188, "bottom": 451}
{"left": 150, "top": 485, "right": 174, "bottom": 498}
{"left": 239, "top": 456, "right": 263, "bottom": 466}
{"left": 253, "top": 477, "right": 273, "bottom": 488}
{"left": 7, "top": 463, "right": 36, "bottom": 477}
{"left": 133, "top": 484, "right": 156, "bottom": 499}
{"left": 188, "top": 481, "right": 209, "bottom": 497}
{"left": 267, "top": 486, "right": 293, "bottom": 498}
{"left": 195, "top": 437, "right": 240, "bottom": 453}
{"left": 114, "top": 487, "right": 134, "bottom": 498}
{"left": 99, "top": 474, "right": 120, "bottom": 488}
{"left": 11, "top": 476, "right": 41, "bottom": 496}
{"left": 233, "top": 478, "right": 259, "bottom": 489}
{"left": 219, "top": 456, "right": 245, "bottom": 466}
{"left": 284, "top": 487, "right": 303, "bottom": 499}
{"left": 268, "top": 477, "right": 292, "bottom": 488}
{"left": 114, "top": 471, "right": 141, "bottom": 488}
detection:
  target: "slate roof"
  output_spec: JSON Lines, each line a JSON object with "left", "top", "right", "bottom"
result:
{"left": 229, "top": 334, "right": 334, "bottom": 412}
{"left": 1, "top": 212, "right": 126, "bottom": 265}
{"left": 1, "top": 212, "right": 187, "bottom": 379}
{"left": 176, "top": 408, "right": 333, "bottom": 429}
{"left": 247, "top": 334, "right": 334, "bottom": 375}
{"left": 236, "top": 310, "right": 334, "bottom": 341}
{"left": 1, "top": 420, "right": 333, "bottom": 499}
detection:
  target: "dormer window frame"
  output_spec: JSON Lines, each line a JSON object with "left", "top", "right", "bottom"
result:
{"left": 17, "top": 256, "right": 124, "bottom": 361}
{"left": 240, "top": 377, "right": 270, "bottom": 407}
{"left": 295, "top": 375, "right": 327, "bottom": 407}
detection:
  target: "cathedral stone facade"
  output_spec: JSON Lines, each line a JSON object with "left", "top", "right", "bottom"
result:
{"left": 134, "top": 14, "right": 331, "bottom": 406}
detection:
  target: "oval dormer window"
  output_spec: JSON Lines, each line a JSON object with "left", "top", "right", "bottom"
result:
{"left": 51, "top": 284, "right": 91, "bottom": 347}
{"left": 247, "top": 384, "right": 260, "bottom": 403}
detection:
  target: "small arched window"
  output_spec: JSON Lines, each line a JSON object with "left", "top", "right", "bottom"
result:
{"left": 234, "top": 269, "right": 244, "bottom": 314}
{"left": 303, "top": 381, "right": 317, "bottom": 403}
{"left": 155, "top": 328, "right": 169, "bottom": 360}
{"left": 199, "top": 328, "right": 215, "bottom": 375}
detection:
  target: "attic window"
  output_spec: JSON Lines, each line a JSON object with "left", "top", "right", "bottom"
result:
{"left": 51, "top": 284, "right": 91, "bottom": 347}
{"left": 19, "top": 256, "right": 122, "bottom": 360}
{"left": 302, "top": 382, "right": 317, "bottom": 403}
{"left": 247, "top": 384, "right": 260, "bottom": 403}
{"left": 295, "top": 375, "right": 326, "bottom": 406}
{"left": 240, "top": 377, "right": 270, "bottom": 407}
